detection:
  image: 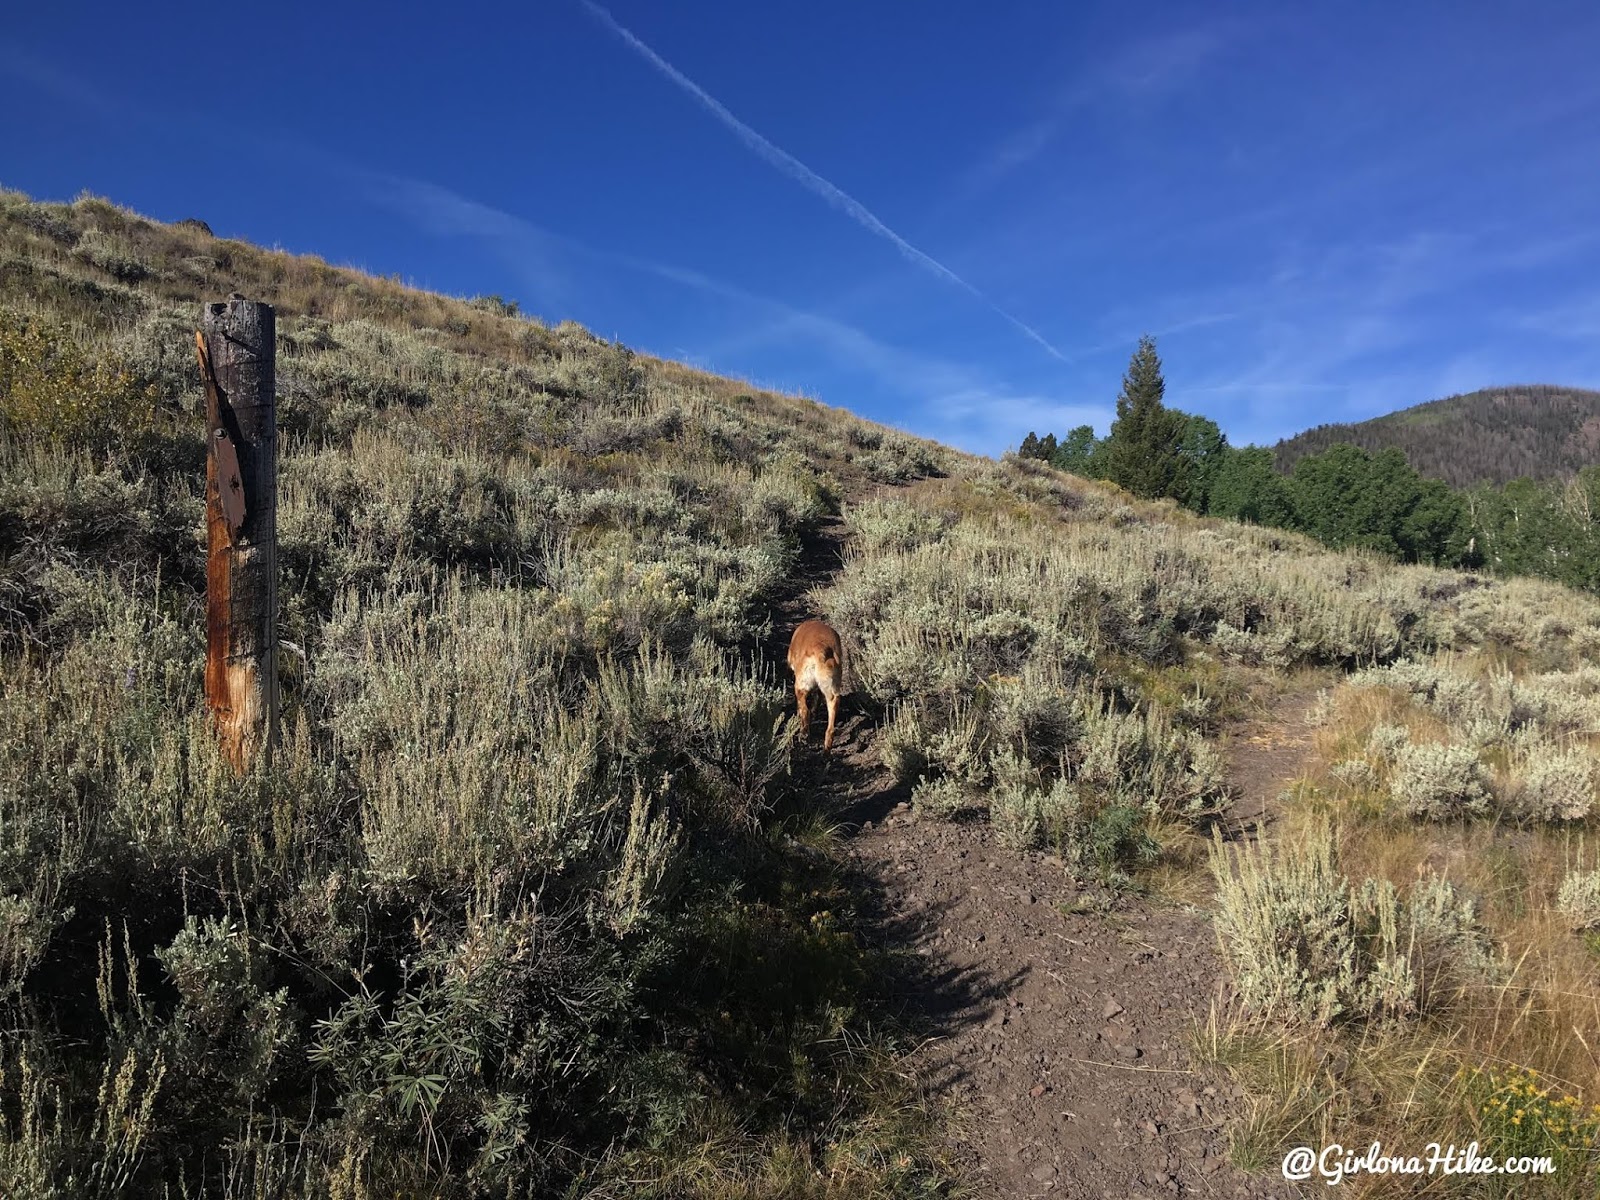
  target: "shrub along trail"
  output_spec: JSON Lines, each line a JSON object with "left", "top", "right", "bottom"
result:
{"left": 777, "top": 514, "right": 1318, "bottom": 1198}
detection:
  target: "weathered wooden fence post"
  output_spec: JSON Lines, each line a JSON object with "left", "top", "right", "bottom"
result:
{"left": 196, "top": 296, "right": 278, "bottom": 772}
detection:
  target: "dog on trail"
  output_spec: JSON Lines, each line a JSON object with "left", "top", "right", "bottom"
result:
{"left": 787, "top": 619, "right": 844, "bottom": 751}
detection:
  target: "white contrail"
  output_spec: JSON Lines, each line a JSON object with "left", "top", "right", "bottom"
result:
{"left": 579, "top": 0, "right": 1067, "bottom": 363}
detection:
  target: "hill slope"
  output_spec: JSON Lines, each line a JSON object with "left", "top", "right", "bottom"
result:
{"left": 0, "top": 188, "right": 962, "bottom": 1197}
{"left": 1273, "top": 384, "right": 1600, "bottom": 486}
{"left": 3, "top": 190, "right": 1599, "bottom": 1199}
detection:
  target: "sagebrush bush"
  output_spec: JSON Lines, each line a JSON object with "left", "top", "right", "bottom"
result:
{"left": 1516, "top": 748, "right": 1597, "bottom": 822}
{"left": 1339, "top": 654, "right": 1600, "bottom": 826}
{"left": 846, "top": 496, "right": 950, "bottom": 555}
{"left": 1401, "top": 872, "right": 1501, "bottom": 1012}
{"left": 852, "top": 431, "right": 945, "bottom": 483}
{"left": 1558, "top": 869, "right": 1600, "bottom": 931}
{"left": 1365, "top": 721, "right": 1411, "bottom": 762}
{"left": 71, "top": 227, "right": 154, "bottom": 283}
{"left": 1388, "top": 742, "right": 1493, "bottom": 820}
{"left": 1209, "top": 822, "right": 1498, "bottom": 1026}
{"left": 1328, "top": 757, "right": 1379, "bottom": 789}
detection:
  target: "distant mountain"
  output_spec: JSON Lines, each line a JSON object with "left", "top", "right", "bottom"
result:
{"left": 1273, "top": 386, "right": 1600, "bottom": 488}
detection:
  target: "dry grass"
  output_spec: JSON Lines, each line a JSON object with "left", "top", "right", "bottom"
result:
{"left": 1202, "top": 650, "right": 1600, "bottom": 1196}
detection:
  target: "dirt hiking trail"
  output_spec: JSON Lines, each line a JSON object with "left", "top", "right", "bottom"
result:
{"left": 770, "top": 510, "right": 1325, "bottom": 1198}
{"left": 1219, "top": 686, "right": 1323, "bottom": 840}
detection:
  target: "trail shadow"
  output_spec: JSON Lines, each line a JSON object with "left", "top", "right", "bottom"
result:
{"left": 831, "top": 828, "right": 1029, "bottom": 1096}
{"left": 756, "top": 502, "right": 1029, "bottom": 1108}
{"left": 756, "top": 513, "right": 848, "bottom": 670}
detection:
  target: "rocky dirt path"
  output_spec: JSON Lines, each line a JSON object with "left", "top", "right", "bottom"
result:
{"left": 771, "top": 511, "right": 1328, "bottom": 1198}
{"left": 1218, "top": 683, "right": 1325, "bottom": 840}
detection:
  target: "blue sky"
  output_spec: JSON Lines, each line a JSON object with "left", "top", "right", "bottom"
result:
{"left": 5, "top": 1, "right": 1600, "bottom": 454}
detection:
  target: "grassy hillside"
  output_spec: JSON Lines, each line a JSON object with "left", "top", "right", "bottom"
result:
{"left": 3, "top": 190, "right": 1598, "bottom": 1197}
{"left": 0, "top": 190, "right": 955, "bottom": 1198}
{"left": 1274, "top": 385, "right": 1600, "bottom": 487}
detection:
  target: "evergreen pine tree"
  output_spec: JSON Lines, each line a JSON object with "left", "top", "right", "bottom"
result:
{"left": 1103, "top": 335, "right": 1185, "bottom": 499}
{"left": 1019, "top": 431, "right": 1042, "bottom": 459}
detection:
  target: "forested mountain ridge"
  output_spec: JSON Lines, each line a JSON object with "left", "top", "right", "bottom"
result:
{"left": 1273, "top": 385, "right": 1600, "bottom": 487}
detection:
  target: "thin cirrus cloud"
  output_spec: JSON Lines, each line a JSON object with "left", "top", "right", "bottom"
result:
{"left": 368, "top": 168, "right": 1071, "bottom": 451}
{"left": 1517, "top": 293, "right": 1600, "bottom": 342}
{"left": 708, "top": 306, "right": 1097, "bottom": 451}
{"left": 366, "top": 168, "right": 752, "bottom": 311}
{"left": 576, "top": 0, "right": 1068, "bottom": 365}
{"left": 953, "top": 25, "right": 1232, "bottom": 203}
{"left": 0, "top": 44, "right": 128, "bottom": 121}
{"left": 1170, "top": 223, "right": 1600, "bottom": 445}
{"left": 344, "top": 167, "right": 597, "bottom": 312}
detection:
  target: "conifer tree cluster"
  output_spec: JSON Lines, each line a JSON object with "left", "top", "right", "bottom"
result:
{"left": 1019, "top": 334, "right": 1223, "bottom": 510}
{"left": 1015, "top": 335, "right": 1600, "bottom": 584}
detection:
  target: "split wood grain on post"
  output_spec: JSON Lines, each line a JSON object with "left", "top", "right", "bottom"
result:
{"left": 196, "top": 297, "right": 278, "bottom": 772}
